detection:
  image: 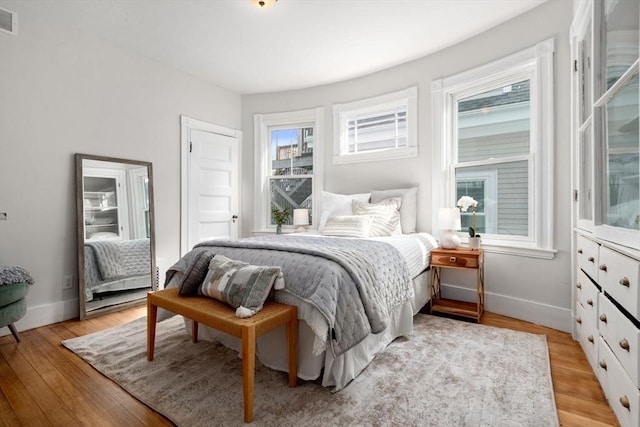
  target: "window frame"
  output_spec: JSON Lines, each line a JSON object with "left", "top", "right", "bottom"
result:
{"left": 432, "top": 38, "right": 556, "bottom": 259}
{"left": 333, "top": 86, "right": 418, "bottom": 165}
{"left": 253, "top": 107, "right": 324, "bottom": 233}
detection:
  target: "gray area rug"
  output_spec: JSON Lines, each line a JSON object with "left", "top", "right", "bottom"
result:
{"left": 62, "top": 314, "right": 559, "bottom": 427}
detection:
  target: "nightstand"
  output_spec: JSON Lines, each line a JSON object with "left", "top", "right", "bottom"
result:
{"left": 429, "top": 247, "right": 484, "bottom": 322}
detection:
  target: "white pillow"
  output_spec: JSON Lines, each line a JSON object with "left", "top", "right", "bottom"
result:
{"left": 370, "top": 187, "right": 418, "bottom": 234}
{"left": 321, "top": 215, "right": 374, "bottom": 238}
{"left": 318, "top": 191, "right": 371, "bottom": 231}
{"left": 352, "top": 198, "right": 402, "bottom": 237}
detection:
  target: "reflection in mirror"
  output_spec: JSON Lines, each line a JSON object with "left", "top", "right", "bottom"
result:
{"left": 75, "top": 154, "right": 156, "bottom": 319}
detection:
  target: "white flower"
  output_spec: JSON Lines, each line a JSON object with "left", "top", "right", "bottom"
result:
{"left": 456, "top": 196, "right": 478, "bottom": 212}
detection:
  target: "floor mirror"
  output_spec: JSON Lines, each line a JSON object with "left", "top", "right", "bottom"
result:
{"left": 75, "top": 153, "right": 156, "bottom": 319}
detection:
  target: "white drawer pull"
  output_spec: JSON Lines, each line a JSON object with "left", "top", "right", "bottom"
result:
{"left": 588, "top": 256, "right": 595, "bottom": 263}
{"left": 599, "top": 313, "right": 607, "bottom": 323}
{"left": 599, "top": 360, "right": 607, "bottom": 370}
{"left": 586, "top": 298, "right": 593, "bottom": 306}
{"left": 449, "top": 257, "right": 457, "bottom": 263}
{"left": 576, "top": 317, "right": 582, "bottom": 325}
{"left": 619, "top": 338, "right": 630, "bottom": 351}
{"left": 619, "top": 277, "right": 630, "bottom": 287}
{"left": 577, "top": 248, "right": 583, "bottom": 254}
{"left": 620, "top": 395, "right": 630, "bottom": 411}
{"left": 599, "top": 264, "right": 607, "bottom": 272}
{"left": 576, "top": 282, "right": 582, "bottom": 289}
{"left": 587, "top": 335, "right": 594, "bottom": 343}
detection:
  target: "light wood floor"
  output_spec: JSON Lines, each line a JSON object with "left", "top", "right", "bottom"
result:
{"left": 0, "top": 308, "right": 617, "bottom": 427}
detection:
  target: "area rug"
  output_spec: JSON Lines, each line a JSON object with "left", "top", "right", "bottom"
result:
{"left": 62, "top": 314, "right": 559, "bottom": 427}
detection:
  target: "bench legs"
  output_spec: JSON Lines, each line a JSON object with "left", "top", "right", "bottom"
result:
{"left": 241, "top": 325, "right": 256, "bottom": 423}
{"left": 147, "top": 302, "right": 157, "bottom": 361}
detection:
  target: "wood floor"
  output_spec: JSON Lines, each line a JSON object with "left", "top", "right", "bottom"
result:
{"left": 0, "top": 308, "right": 617, "bottom": 427}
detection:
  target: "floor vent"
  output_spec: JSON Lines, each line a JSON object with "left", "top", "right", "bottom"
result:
{"left": 0, "top": 7, "right": 17, "bottom": 36}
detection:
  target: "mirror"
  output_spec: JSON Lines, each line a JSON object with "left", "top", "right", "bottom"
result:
{"left": 75, "top": 153, "right": 156, "bottom": 319}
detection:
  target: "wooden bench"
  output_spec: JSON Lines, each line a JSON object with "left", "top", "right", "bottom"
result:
{"left": 147, "top": 287, "right": 298, "bottom": 423}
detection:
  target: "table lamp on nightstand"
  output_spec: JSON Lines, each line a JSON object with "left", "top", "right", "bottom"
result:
{"left": 438, "top": 207, "right": 461, "bottom": 249}
{"left": 293, "top": 208, "right": 309, "bottom": 232}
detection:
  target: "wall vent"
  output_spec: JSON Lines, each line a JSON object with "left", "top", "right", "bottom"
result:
{"left": 0, "top": 7, "right": 17, "bottom": 36}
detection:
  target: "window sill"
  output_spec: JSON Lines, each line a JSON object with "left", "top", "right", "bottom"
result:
{"left": 457, "top": 241, "right": 557, "bottom": 259}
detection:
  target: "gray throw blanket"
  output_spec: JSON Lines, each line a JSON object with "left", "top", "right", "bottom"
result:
{"left": 168, "top": 235, "right": 413, "bottom": 356}
{"left": 85, "top": 239, "right": 150, "bottom": 281}
{"left": 0, "top": 266, "right": 34, "bottom": 285}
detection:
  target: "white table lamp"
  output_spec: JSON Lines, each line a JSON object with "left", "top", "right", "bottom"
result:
{"left": 438, "top": 208, "right": 461, "bottom": 249}
{"left": 293, "top": 209, "right": 309, "bottom": 232}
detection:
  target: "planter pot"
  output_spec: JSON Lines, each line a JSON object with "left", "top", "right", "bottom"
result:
{"left": 468, "top": 237, "right": 482, "bottom": 250}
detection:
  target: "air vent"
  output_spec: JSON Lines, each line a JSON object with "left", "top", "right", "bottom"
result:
{"left": 0, "top": 7, "right": 17, "bottom": 36}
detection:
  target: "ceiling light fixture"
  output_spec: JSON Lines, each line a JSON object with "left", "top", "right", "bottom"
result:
{"left": 257, "top": 0, "right": 277, "bottom": 8}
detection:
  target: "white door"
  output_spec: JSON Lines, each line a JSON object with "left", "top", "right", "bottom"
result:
{"left": 181, "top": 116, "right": 241, "bottom": 255}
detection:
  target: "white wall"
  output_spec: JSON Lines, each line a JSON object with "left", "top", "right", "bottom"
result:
{"left": 0, "top": 1, "right": 241, "bottom": 333}
{"left": 241, "top": 0, "right": 574, "bottom": 331}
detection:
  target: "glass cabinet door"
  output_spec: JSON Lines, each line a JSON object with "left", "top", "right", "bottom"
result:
{"left": 578, "top": 123, "right": 594, "bottom": 224}
{"left": 603, "top": 73, "right": 639, "bottom": 231}
{"left": 603, "top": 0, "right": 639, "bottom": 90}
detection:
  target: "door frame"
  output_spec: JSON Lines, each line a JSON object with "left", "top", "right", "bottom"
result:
{"left": 180, "top": 115, "right": 242, "bottom": 256}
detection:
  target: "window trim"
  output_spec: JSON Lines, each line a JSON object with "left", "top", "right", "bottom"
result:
{"left": 432, "top": 38, "right": 556, "bottom": 259}
{"left": 333, "top": 86, "right": 418, "bottom": 165}
{"left": 253, "top": 107, "right": 324, "bottom": 233}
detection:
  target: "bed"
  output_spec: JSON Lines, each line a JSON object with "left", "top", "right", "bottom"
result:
{"left": 84, "top": 238, "right": 151, "bottom": 302}
{"left": 162, "top": 188, "right": 438, "bottom": 390}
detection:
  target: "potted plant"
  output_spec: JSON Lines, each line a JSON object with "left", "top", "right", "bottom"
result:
{"left": 272, "top": 207, "right": 290, "bottom": 234}
{"left": 456, "top": 196, "right": 481, "bottom": 250}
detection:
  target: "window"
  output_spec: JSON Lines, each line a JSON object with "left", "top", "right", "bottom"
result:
{"left": 333, "top": 86, "right": 417, "bottom": 164}
{"left": 254, "top": 108, "right": 323, "bottom": 231}
{"left": 432, "top": 39, "right": 555, "bottom": 258}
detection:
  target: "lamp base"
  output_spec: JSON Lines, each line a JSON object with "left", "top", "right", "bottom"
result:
{"left": 440, "top": 230, "right": 461, "bottom": 249}
{"left": 295, "top": 226, "right": 307, "bottom": 233}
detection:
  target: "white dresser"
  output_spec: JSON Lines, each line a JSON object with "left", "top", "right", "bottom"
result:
{"left": 575, "top": 234, "right": 640, "bottom": 427}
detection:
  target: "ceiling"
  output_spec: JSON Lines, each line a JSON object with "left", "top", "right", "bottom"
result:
{"left": 15, "top": 0, "right": 547, "bottom": 94}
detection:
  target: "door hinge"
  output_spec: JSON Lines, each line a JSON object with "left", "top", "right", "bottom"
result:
{"left": 574, "top": 189, "right": 579, "bottom": 202}
{"left": 574, "top": 59, "right": 578, "bottom": 72}
{"left": 189, "top": 141, "right": 193, "bottom": 153}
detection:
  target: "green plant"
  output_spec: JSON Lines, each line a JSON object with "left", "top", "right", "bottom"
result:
{"left": 272, "top": 207, "right": 290, "bottom": 226}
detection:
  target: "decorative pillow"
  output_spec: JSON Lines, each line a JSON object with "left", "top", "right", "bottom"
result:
{"left": 352, "top": 198, "right": 402, "bottom": 237}
{"left": 318, "top": 191, "right": 371, "bottom": 231}
{"left": 178, "top": 249, "right": 215, "bottom": 296}
{"left": 321, "top": 215, "right": 374, "bottom": 238}
{"left": 200, "top": 255, "right": 282, "bottom": 318}
{"left": 370, "top": 187, "right": 418, "bottom": 234}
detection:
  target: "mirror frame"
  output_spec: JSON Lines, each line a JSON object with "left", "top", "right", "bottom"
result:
{"left": 75, "top": 153, "right": 157, "bottom": 320}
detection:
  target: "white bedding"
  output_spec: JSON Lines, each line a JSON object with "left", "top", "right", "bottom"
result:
{"left": 175, "top": 232, "right": 438, "bottom": 390}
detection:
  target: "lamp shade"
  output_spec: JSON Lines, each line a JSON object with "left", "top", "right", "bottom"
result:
{"left": 293, "top": 209, "right": 309, "bottom": 232}
{"left": 438, "top": 208, "right": 461, "bottom": 230}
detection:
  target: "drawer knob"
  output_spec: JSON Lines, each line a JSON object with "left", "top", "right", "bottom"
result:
{"left": 576, "top": 317, "right": 582, "bottom": 325}
{"left": 449, "top": 257, "right": 457, "bottom": 263}
{"left": 620, "top": 395, "right": 630, "bottom": 411}
{"left": 599, "top": 360, "right": 607, "bottom": 370}
{"left": 599, "top": 264, "right": 607, "bottom": 272}
{"left": 587, "top": 335, "right": 594, "bottom": 343}
{"left": 619, "top": 277, "right": 630, "bottom": 287}
{"left": 577, "top": 249, "right": 583, "bottom": 254}
{"left": 619, "top": 338, "right": 630, "bottom": 351}
{"left": 599, "top": 313, "right": 607, "bottom": 323}
{"left": 576, "top": 282, "right": 582, "bottom": 289}
{"left": 586, "top": 298, "right": 593, "bottom": 306}
{"left": 588, "top": 256, "right": 595, "bottom": 263}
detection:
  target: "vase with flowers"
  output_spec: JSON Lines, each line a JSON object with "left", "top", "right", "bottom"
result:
{"left": 457, "top": 196, "right": 482, "bottom": 249}
{"left": 272, "top": 207, "right": 290, "bottom": 234}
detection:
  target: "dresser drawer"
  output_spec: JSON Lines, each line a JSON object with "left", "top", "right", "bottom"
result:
{"left": 576, "top": 301, "right": 598, "bottom": 368}
{"left": 599, "top": 246, "right": 640, "bottom": 319}
{"left": 576, "top": 235, "right": 600, "bottom": 281}
{"left": 598, "top": 293, "right": 640, "bottom": 388}
{"left": 598, "top": 336, "right": 640, "bottom": 427}
{"left": 576, "top": 269, "right": 599, "bottom": 326}
{"left": 431, "top": 252, "right": 481, "bottom": 269}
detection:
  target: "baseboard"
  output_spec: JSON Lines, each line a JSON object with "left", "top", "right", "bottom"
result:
{"left": 441, "top": 283, "right": 572, "bottom": 333}
{"left": 0, "top": 298, "right": 79, "bottom": 338}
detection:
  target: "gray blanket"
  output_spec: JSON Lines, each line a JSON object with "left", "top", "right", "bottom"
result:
{"left": 85, "top": 239, "right": 150, "bottom": 282}
{"left": 168, "top": 235, "right": 413, "bottom": 356}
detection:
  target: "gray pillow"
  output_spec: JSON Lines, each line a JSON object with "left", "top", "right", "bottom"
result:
{"left": 178, "top": 249, "right": 215, "bottom": 296}
{"left": 370, "top": 187, "right": 418, "bottom": 233}
{"left": 200, "top": 255, "right": 282, "bottom": 318}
